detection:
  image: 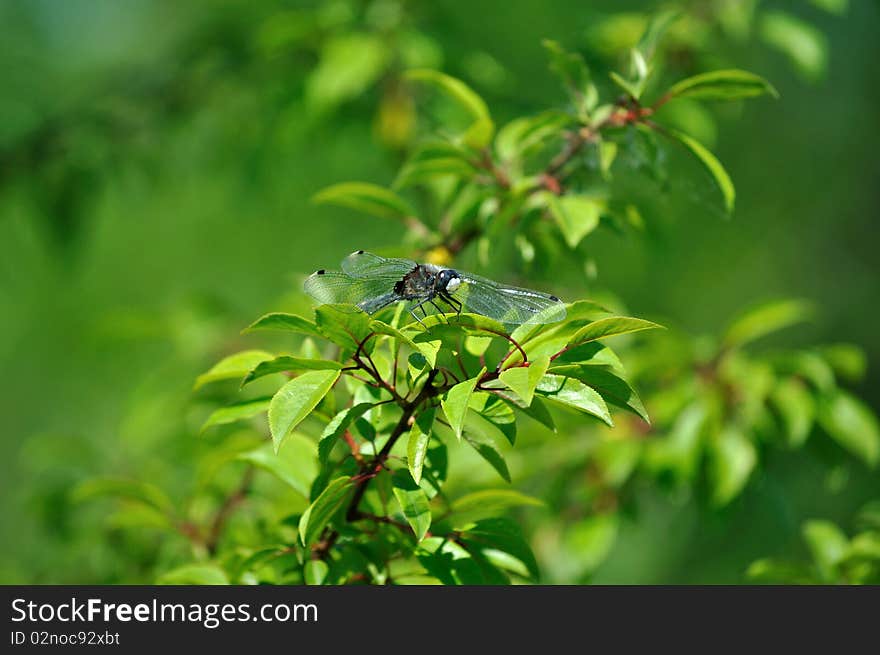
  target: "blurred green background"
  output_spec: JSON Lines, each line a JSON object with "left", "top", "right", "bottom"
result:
{"left": 1, "top": 0, "right": 878, "bottom": 583}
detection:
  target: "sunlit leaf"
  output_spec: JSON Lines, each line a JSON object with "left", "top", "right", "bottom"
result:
{"left": 441, "top": 368, "right": 486, "bottom": 439}
{"left": 405, "top": 69, "right": 495, "bottom": 148}
{"left": 407, "top": 407, "right": 436, "bottom": 484}
{"left": 536, "top": 374, "right": 613, "bottom": 426}
{"left": 499, "top": 356, "right": 550, "bottom": 406}
{"left": 392, "top": 470, "right": 432, "bottom": 541}
{"left": 708, "top": 426, "right": 757, "bottom": 506}
{"left": 269, "top": 370, "right": 341, "bottom": 452}
{"left": 194, "top": 350, "right": 273, "bottom": 390}
{"left": 723, "top": 299, "right": 813, "bottom": 349}
{"left": 239, "top": 433, "right": 317, "bottom": 498}
{"left": 312, "top": 182, "right": 416, "bottom": 222}
{"left": 818, "top": 390, "right": 880, "bottom": 467}
{"left": 201, "top": 397, "right": 272, "bottom": 433}
{"left": 666, "top": 69, "right": 778, "bottom": 102}
{"left": 660, "top": 126, "right": 735, "bottom": 214}
{"left": 242, "top": 356, "right": 342, "bottom": 386}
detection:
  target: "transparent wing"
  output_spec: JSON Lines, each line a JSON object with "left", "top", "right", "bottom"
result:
{"left": 303, "top": 270, "right": 399, "bottom": 314}
{"left": 341, "top": 250, "right": 417, "bottom": 279}
{"left": 453, "top": 272, "right": 566, "bottom": 325}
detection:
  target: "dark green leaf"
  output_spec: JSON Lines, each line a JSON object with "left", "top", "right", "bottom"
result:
{"left": 463, "top": 426, "right": 511, "bottom": 483}
{"left": 449, "top": 489, "right": 543, "bottom": 526}
{"left": 318, "top": 402, "right": 375, "bottom": 462}
{"left": 460, "top": 517, "right": 540, "bottom": 580}
{"left": 299, "top": 476, "right": 353, "bottom": 547}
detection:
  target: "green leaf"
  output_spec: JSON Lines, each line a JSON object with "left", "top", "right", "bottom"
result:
{"left": 548, "top": 365, "right": 648, "bottom": 422}
{"left": 441, "top": 368, "right": 486, "bottom": 439}
{"left": 819, "top": 344, "right": 867, "bottom": 382}
{"left": 660, "top": 126, "right": 735, "bottom": 214}
{"left": 394, "top": 140, "right": 476, "bottom": 188}
{"left": 463, "top": 427, "right": 511, "bottom": 483}
{"left": 201, "top": 396, "right": 272, "bottom": 433}
{"left": 643, "top": 401, "right": 706, "bottom": 481}
{"left": 746, "top": 558, "right": 815, "bottom": 584}
{"left": 405, "top": 69, "right": 495, "bottom": 148}
{"left": 760, "top": 11, "right": 828, "bottom": 81}
{"left": 157, "top": 564, "right": 229, "bottom": 585}
{"left": 314, "top": 304, "right": 373, "bottom": 353}
{"left": 269, "top": 369, "right": 341, "bottom": 453}
{"left": 546, "top": 194, "right": 603, "bottom": 248}
{"left": 536, "top": 374, "right": 613, "bottom": 426}
{"left": 563, "top": 514, "right": 619, "bottom": 574}
{"left": 542, "top": 39, "right": 590, "bottom": 97}
{"left": 565, "top": 316, "right": 662, "bottom": 349}
{"left": 72, "top": 478, "right": 175, "bottom": 515}
{"left": 809, "top": 0, "right": 848, "bottom": 15}
{"left": 304, "top": 559, "right": 329, "bottom": 585}
{"left": 449, "top": 489, "right": 543, "bottom": 526}
{"left": 666, "top": 69, "right": 778, "bottom": 102}
{"left": 818, "top": 390, "right": 880, "bottom": 467}
{"left": 803, "top": 519, "right": 849, "bottom": 581}
{"left": 407, "top": 407, "right": 436, "bottom": 484}
{"left": 299, "top": 476, "right": 353, "bottom": 547}
{"left": 495, "top": 111, "right": 571, "bottom": 162}
{"left": 770, "top": 379, "right": 815, "bottom": 448}
{"left": 239, "top": 433, "right": 317, "bottom": 498}
{"left": 312, "top": 182, "right": 416, "bottom": 222}
{"left": 243, "top": 312, "right": 322, "bottom": 337}
{"left": 305, "top": 33, "right": 390, "bottom": 110}
{"left": 392, "top": 470, "right": 432, "bottom": 541}
{"left": 318, "top": 402, "right": 375, "bottom": 462}
{"left": 460, "top": 517, "right": 540, "bottom": 580}
{"left": 708, "top": 426, "right": 757, "bottom": 506}
{"left": 636, "top": 9, "right": 681, "bottom": 62}
{"left": 242, "top": 356, "right": 342, "bottom": 386}
{"left": 723, "top": 299, "right": 814, "bottom": 349}
{"left": 499, "top": 356, "right": 550, "bottom": 407}
{"left": 609, "top": 71, "right": 643, "bottom": 101}
{"left": 194, "top": 350, "right": 273, "bottom": 390}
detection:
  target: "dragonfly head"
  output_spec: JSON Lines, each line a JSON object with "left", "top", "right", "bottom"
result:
{"left": 436, "top": 268, "right": 462, "bottom": 293}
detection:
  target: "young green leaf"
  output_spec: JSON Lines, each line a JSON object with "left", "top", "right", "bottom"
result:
{"left": 770, "top": 379, "right": 815, "bottom": 448}
{"left": 269, "top": 369, "right": 341, "bottom": 452}
{"left": 407, "top": 407, "right": 436, "bottom": 484}
{"left": 201, "top": 396, "right": 272, "bottom": 433}
{"left": 499, "top": 356, "right": 550, "bottom": 406}
{"left": 665, "top": 69, "right": 778, "bottom": 102}
{"left": 394, "top": 140, "right": 476, "bottom": 188}
{"left": 299, "top": 476, "right": 353, "bottom": 547}
{"left": 760, "top": 11, "right": 828, "bottom": 81}
{"left": 536, "top": 374, "right": 613, "bottom": 426}
{"left": 72, "top": 478, "right": 175, "bottom": 515}
{"left": 242, "top": 356, "right": 343, "bottom": 386}
{"left": 194, "top": 350, "right": 273, "bottom": 390}
{"left": 243, "top": 313, "right": 322, "bottom": 337}
{"left": 441, "top": 368, "right": 486, "bottom": 439}
{"left": 312, "top": 182, "right": 416, "bottom": 222}
{"left": 659, "top": 126, "right": 735, "bottom": 214}
{"left": 818, "top": 390, "right": 880, "bottom": 467}
{"left": 802, "top": 520, "right": 848, "bottom": 581}
{"left": 392, "top": 470, "right": 432, "bottom": 541}
{"left": 546, "top": 194, "right": 603, "bottom": 248}
{"left": 405, "top": 69, "right": 494, "bottom": 148}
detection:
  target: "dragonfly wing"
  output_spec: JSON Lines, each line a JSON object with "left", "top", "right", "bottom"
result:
{"left": 341, "top": 250, "right": 417, "bottom": 279}
{"left": 304, "top": 270, "right": 398, "bottom": 314}
{"left": 454, "top": 272, "right": 566, "bottom": 325}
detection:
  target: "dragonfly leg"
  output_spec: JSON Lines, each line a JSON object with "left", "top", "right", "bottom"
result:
{"left": 429, "top": 299, "right": 449, "bottom": 323}
{"left": 440, "top": 292, "right": 463, "bottom": 318}
{"left": 409, "top": 299, "right": 429, "bottom": 327}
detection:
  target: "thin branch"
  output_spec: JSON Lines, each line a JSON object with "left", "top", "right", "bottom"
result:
{"left": 206, "top": 466, "right": 255, "bottom": 556}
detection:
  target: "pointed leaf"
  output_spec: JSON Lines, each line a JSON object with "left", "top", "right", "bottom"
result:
{"left": 243, "top": 313, "right": 321, "bottom": 337}
{"left": 536, "top": 374, "right": 613, "bottom": 426}
{"left": 549, "top": 365, "right": 648, "bottom": 422}
{"left": 709, "top": 426, "right": 757, "bottom": 506}
{"left": 312, "top": 182, "right": 416, "bottom": 222}
{"left": 661, "top": 126, "right": 735, "bottom": 214}
{"left": 304, "top": 559, "right": 329, "bottom": 585}
{"left": 392, "top": 470, "right": 432, "bottom": 541}
{"left": 499, "top": 356, "right": 550, "bottom": 406}
{"left": 441, "top": 368, "right": 486, "bottom": 439}
{"left": 565, "top": 316, "right": 662, "bottom": 349}
{"left": 242, "top": 356, "right": 342, "bottom": 386}
{"left": 194, "top": 350, "right": 273, "bottom": 390}
{"left": 407, "top": 407, "right": 436, "bottom": 484}
{"left": 546, "top": 194, "right": 602, "bottom": 248}
{"left": 318, "top": 402, "right": 376, "bottom": 462}
{"left": 449, "top": 489, "right": 543, "bottom": 526}
{"left": 201, "top": 396, "right": 272, "bottom": 432}
{"left": 269, "top": 370, "right": 341, "bottom": 452}
{"left": 723, "top": 299, "right": 813, "bottom": 349}
{"left": 299, "top": 476, "right": 353, "bottom": 547}
{"left": 405, "top": 69, "right": 494, "bottom": 148}
{"left": 667, "top": 69, "right": 778, "bottom": 102}
{"left": 818, "top": 390, "right": 880, "bottom": 467}
{"left": 239, "top": 434, "right": 317, "bottom": 498}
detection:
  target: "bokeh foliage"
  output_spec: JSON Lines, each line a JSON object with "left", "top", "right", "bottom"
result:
{"left": 1, "top": 0, "right": 878, "bottom": 584}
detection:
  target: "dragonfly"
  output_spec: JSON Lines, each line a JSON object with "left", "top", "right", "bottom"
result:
{"left": 304, "top": 250, "right": 566, "bottom": 326}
